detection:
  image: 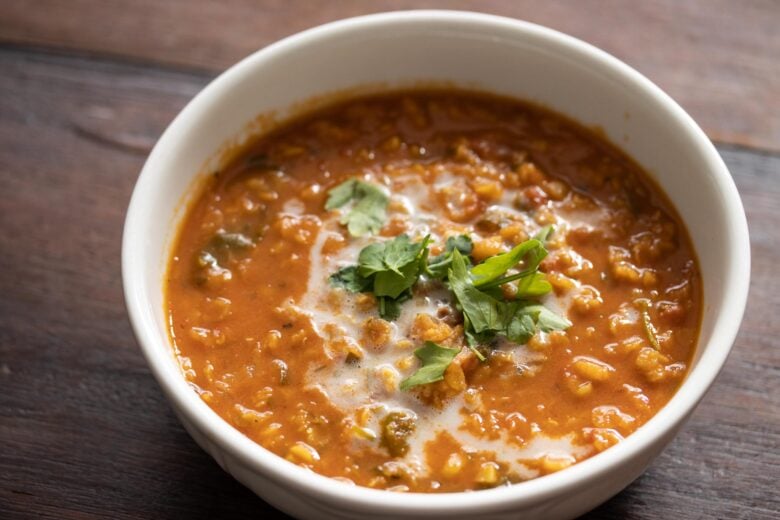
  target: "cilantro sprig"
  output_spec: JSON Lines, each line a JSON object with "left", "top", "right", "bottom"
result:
{"left": 425, "top": 235, "right": 473, "bottom": 279}
{"left": 325, "top": 179, "right": 389, "bottom": 237}
{"left": 399, "top": 342, "right": 460, "bottom": 390}
{"left": 448, "top": 227, "right": 570, "bottom": 356}
{"left": 329, "top": 234, "right": 431, "bottom": 320}
{"left": 450, "top": 249, "right": 570, "bottom": 353}
{"left": 470, "top": 226, "right": 552, "bottom": 295}
{"left": 327, "top": 221, "right": 570, "bottom": 391}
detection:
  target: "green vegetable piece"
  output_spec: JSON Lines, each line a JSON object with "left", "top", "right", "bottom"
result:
{"left": 533, "top": 225, "right": 554, "bottom": 243}
{"left": 400, "top": 342, "right": 461, "bottom": 391}
{"left": 523, "top": 224, "right": 554, "bottom": 272}
{"left": 427, "top": 235, "right": 473, "bottom": 279}
{"left": 449, "top": 250, "right": 570, "bottom": 348}
{"left": 325, "top": 179, "right": 389, "bottom": 236}
{"left": 380, "top": 411, "right": 417, "bottom": 457}
{"left": 358, "top": 234, "right": 429, "bottom": 298}
{"left": 378, "top": 296, "right": 395, "bottom": 321}
{"left": 470, "top": 238, "right": 546, "bottom": 289}
{"left": 356, "top": 242, "right": 387, "bottom": 277}
{"left": 212, "top": 231, "right": 254, "bottom": 249}
{"left": 383, "top": 234, "right": 423, "bottom": 273}
{"left": 642, "top": 309, "right": 661, "bottom": 350}
{"left": 503, "top": 306, "right": 537, "bottom": 344}
{"left": 378, "top": 290, "right": 414, "bottom": 322}
{"left": 374, "top": 261, "right": 420, "bottom": 299}
{"left": 324, "top": 179, "right": 357, "bottom": 209}
{"left": 331, "top": 234, "right": 430, "bottom": 320}
{"left": 504, "top": 303, "right": 571, "bottom": 344}
{"left": 515, "top": 271, "right": 553, "bottom": 298}
{"left": 470, "top": 226, "right": 555, "bottom": 291}
{"left": 370, "top": 235, "right": 430, "bottom": 299}
{"left": 532, "top": 304, "right": 572, "bottom": 332}
{"left": 329, "top": 265, "right": 371, "bottom": 293}
{"left": 193, "top": 230, "right": 253, "bottom": 285}
{"left": 449, "top": 250, "right": 504, "bottom": 335}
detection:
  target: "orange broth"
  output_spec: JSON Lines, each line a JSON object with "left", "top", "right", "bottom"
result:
{"left": 165, "top": 91, "right": 701, "bottom": 492}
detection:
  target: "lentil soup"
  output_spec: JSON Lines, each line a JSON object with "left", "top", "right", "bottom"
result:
{"left": 166, "top": 91, "right": 701, "bottom": 493}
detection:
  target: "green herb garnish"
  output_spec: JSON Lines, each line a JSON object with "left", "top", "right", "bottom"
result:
{"left": 642, "top": 310, "right": 660, "bottom": 350}
{"left": 328, "top": 223, "right": 570, "bottom": 389}
{"left": 470, "top": 226, "right": 551, "bottom": 292}
{"left": 327, "top": 265, "right": 371, "bottom": 293}
{"left": 329, "top": 234, "right": 430, "bottom": 320}
{"left": 632, "top": 298, "right": 661, "bottom": 350}
{"left": 325, "top": 179, "right": 389, "bottom": 237}
{"left": 449, "top": 250, "right": 506, "bottom": 341}
{"left": 426, "top": 235, "right": 473, "bottom": 279}
{"left": 447, "top": 228, "right": 570, "bottom": 354}
{"left": 379, "top": 411, "right": 416, "bottom": 456}
{"left": 399, "top": 341, "right": 461, "bottom": 390}
{"left": 636, "top": 299, "right": 661, "bottom": 350}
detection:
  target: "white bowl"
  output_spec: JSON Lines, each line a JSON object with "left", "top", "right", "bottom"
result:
{"left": 122, "top": 10, "right": 750, "bottom": 520}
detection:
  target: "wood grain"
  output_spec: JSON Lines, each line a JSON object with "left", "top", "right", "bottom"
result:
{"left": 0, "top": 31, "right": 777, "bottom": 520}
{"left": 1, "top": 0, "right": 778, "bottom": 153}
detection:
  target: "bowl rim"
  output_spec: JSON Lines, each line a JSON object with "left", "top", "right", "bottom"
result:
{"left": 122, "top": 9, "right": 750, "bottom": 514}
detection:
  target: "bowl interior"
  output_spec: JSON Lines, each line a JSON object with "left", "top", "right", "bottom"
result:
{"left": 123, "top": 10, "right": 749, "bottom": 513}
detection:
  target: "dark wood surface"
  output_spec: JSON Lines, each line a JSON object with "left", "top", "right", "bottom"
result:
{"left": 1, "top": 2, "right": 778, "bottom": 519}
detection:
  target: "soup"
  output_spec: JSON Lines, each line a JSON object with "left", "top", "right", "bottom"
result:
{"left": 166, "top": 91, "right": 701, "bottom": 492}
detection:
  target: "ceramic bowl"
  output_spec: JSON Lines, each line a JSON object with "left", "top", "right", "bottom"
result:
{"left": 122, "top": 11, "right": 750, "bottom": 519}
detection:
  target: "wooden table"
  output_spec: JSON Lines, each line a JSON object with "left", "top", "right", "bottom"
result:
{"left": 1, "top": 2, "right": 777, "bottom": 518}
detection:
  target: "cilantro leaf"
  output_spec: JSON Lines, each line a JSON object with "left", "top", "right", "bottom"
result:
{"left": 533, "top": 225, "right": 554, "bottom": 243}
{"left": 503, "top": 303, "right": 571, "bottom": 344}
{"left": 532, "top": 304, "right": 572, "bottom": 331}
{"left": 348, "top": 190, "right": 389, "bottom": 236}
{"left": 522, "top": 225, "right": 554, "bottom": 272}
{"left": 516, "top": 271, "right": 552, "bottom": 297}
{"left": 325, "top": 179, "right": 358, "bottom": 210}
{"left": 440, "top": 235, "right": 474, "bottom": 258}
{"left": 329, "top": 265, "right": 371, "bottom": 293}
{"left": 448, "top": 249, "right": 570, "bottom": 348}
{"left": 400, "top": 341, "right": 461, "bottom": 390}
{"left": 470, "top": 226, "right": 555, "bottom": 291}
{"left": 325, "top": 179, "right": 389, "bottom": 236}
{"left": 357, "top": 242, "right": 387, "bottom": 277}
{"left": 378, "top": 292, "right": 411, "bottom": 321}
{"left": 470, "top": 238, "right": 546, "bottom": 288}
{"left": 642, "top": 309, "right": 661, "bottom": 350}
{"left": 504, "top": 308, "right": 537, "bottom": 344}
{"left": 330, "top": 234, "right": 430, "bottom": 320}
{"left": 374, "top": 261, "right": 420, "bottom": 299}
{"left": 426, "top": 235, "right": 473, "bottom": 279}
{"left": 363, "top": 234, "right": 430, "bottom": 299}
{"left": 382, "top": 234, "right": 427, "bottom": 274}
{"left": 449, "top": 250, "right": 504, "bottom": 335}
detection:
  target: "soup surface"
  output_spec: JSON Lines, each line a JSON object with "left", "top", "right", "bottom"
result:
{"left": 166, "top": 91, "right": 701, "bottom": 492}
